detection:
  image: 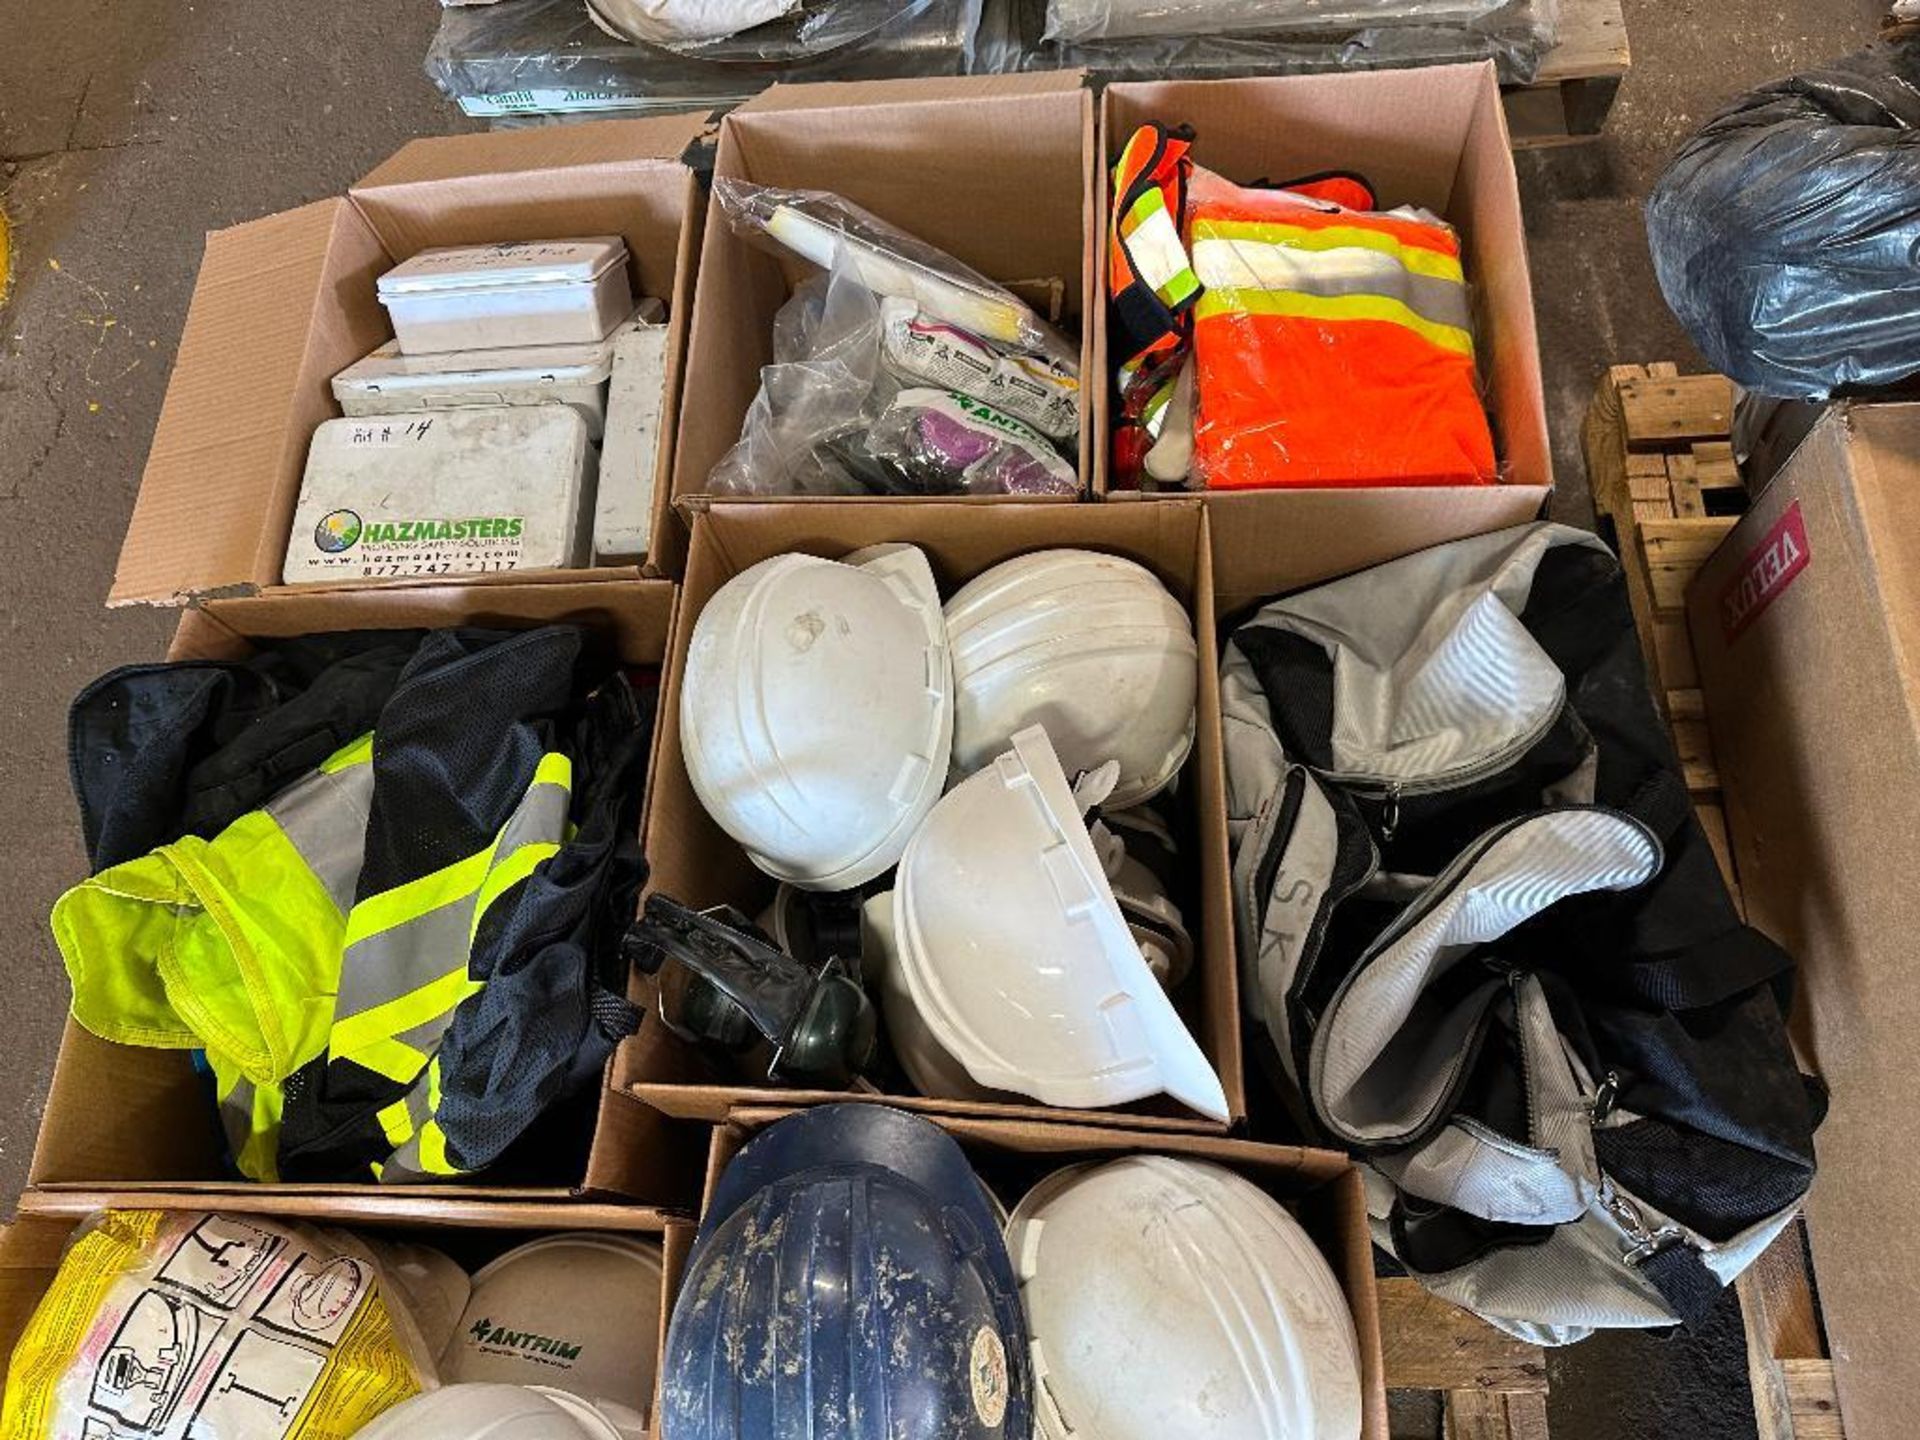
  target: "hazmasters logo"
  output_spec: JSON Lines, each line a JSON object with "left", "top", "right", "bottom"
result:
{"left": 314, "top": 510, "right": 362, "bottom": 553}
{"left": 314, "top": 513, "right": 526, "bottom": 553}
{"left": 467, "top": 1317, "right": 582, "bottom": 1363}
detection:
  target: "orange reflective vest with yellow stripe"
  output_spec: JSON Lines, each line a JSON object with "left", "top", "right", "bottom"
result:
{"left": 1109, "top": 124, "right": 1498, "bottom": 490}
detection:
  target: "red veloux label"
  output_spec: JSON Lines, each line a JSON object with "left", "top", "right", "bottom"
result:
{"left": 1720, "top": 501, "right": 1810, "bottom": 643}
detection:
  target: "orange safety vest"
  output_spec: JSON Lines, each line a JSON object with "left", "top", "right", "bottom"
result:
{"left": 1107, "top": 124, "right": 1498, "bottom": 491}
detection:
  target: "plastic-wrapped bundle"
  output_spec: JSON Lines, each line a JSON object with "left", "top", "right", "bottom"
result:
{"left": 1047, "top": 0, "right": 1505, "bottom": 45}
{"left": 977, "top": 0, "right": 1557, "bottom": 86}
{"left": 1108, "top": 127, "right": 1496, "bottom": 490}
{"left": 425, "top": 0, "right": 985, "bottom": 117}
{"left": 1646, "top": 36, "right": 1920, "bottom": 400}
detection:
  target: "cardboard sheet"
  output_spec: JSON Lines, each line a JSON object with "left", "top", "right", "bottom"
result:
{"left": 1687, "top": 401, "right": 1920, "bottom": 1440}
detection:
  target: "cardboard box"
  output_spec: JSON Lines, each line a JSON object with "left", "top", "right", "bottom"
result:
{"left": 1099, "top": 65, "right": 1553, "bottom": 592}
{"left": 634, "top": 497, "right": 1245, "bottom": 1129}
{"left": 0, "top": 1198, "right": 695, "bottom": 1427}
{"left": 672, "top": 1107, "right": 1388, "bottom": 1440}
{"left": 670, "top": 75, "right": 1097, "bottom": 515}
{"left": 1686, "top": 402, "right": 1920, "bottom": 1440}
{"left": 113, "top": 116, "right": 707, "bottom": 603}
{"left": 31, "top": 578, "right": 710, "bottom": 1212}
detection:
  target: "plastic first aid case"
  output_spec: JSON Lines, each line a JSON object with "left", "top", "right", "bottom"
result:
{"left": 333, "top": 334, "right": 616, "bottom": 438}
{"left": 377, "top": 238, "right": 635, "bottom": 353}
{"left": 284, "top": 407, "right": 592, "bottom": 585}
{"left": 593, "top": 321, "right": 671, "bottom": 565}
{"left": 331, "top": 301, "right": 665, "bottom": 441}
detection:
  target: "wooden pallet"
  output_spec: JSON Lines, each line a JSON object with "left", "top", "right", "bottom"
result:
{"left": 1381, "top": 1278, "right": 1550, "bottom": 1438}
{"left": 1582, "top": 364, "right": 1846, "bottom": 1440}
{"left": 1505, "top": 0, "right": 1630, "bottom": 148}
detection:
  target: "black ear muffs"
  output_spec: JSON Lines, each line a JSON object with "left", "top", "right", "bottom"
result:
{"left": 624, "top": 894, "right": 877, "bottom": 1088}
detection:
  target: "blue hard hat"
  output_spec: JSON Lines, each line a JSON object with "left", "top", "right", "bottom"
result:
{"left": 661, "top": 1103, "right": 1031, "bottom": 1440}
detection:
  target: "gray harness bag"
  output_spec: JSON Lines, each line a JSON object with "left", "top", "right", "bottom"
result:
{"left": 1223, "top": 523, "right": 1821, "bottom": 1343}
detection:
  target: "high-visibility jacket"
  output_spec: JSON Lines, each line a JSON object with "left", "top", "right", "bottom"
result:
{"left": 1108, "top": 123, "right": 1498, "bottom": 491}
{"left": 53, "top": 626, "right": 650, "bottom": 1186}
{"left": 1188, "top": 174, "right": 1495, "bottom": 489}
{"left": 52, "top": 729, "right": 572, "bottom": 1182}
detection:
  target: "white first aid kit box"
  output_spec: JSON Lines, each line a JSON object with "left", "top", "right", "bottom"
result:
{"left": 284, "top": 407, "right": 592, "bottom": 585}
{"left": 332, "top": 335, "right": 618, "bottom": 437}
{"left": 377, "top": 238, "right": 635, "bottom": 353}
{"left": 332, "top": 300, "right": 667, "bottom": 442}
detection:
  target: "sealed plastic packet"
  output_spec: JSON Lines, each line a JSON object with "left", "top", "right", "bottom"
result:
{"left": 868, "top": 387, "right": 1079, "bottom": 494}
{"left": 0, "top": 1211, "right": 443, "bottom": 1440}
{"left": 878, "top": 298, "right": 1079, "bottom": 439}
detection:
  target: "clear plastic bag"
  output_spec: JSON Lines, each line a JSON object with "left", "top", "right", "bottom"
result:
{"left": 1111, "top": 151, "right": 1497, "bottom": 490}
{"left": 1046, "top": 0, "right": 1508, "bottom": 47}
{"left": 716, "top": 178, "right": 1071, "bottom": 357}
{"left": 1647, "top": 36, "right": 1920, "bottom": 400}
{"left": 709, "top": 183, "right": 1082, "bottom": 496}
{"left": 708, "top": 272, "right": 894, "bottom": 496}
{"left": 424, "top": 0, "right": 984, "bottom": 118}
{"left": 0, "top": 1211, "right": 445, "bottom": 1440}
{"left": 978, "top": 0, "right": 1558, "bottom": 86}
{"left": 586, "top": 0, "right": 940, "bottom": 57}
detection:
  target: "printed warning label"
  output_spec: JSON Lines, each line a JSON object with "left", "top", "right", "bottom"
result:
{"left": 1720, "top": 501, "right": 1810, "bottom": 644}
{"left": 0, "top": 1212, "right": 424, "bottom": 1440}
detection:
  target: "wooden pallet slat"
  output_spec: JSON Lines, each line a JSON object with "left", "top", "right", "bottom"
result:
{"left": 1379, "top": 1278, "right": 1549, "bottom": 1396}
{"left": 1693, "top": 440, "right": 1743, "bottom": 491}
{"left": 1446, "top": 1391, "right": 1552, "bottom": 1440}
{"left": 1667, "top": 453, "right": 1707, "bottom": 518}
{"left": 1506, "top": 0, "right": 1630, "bottom": 149}
{"left": 1621, "top": 375, "right": 1737, "bottom": 448}
{"left": 1638, "top": 516, "right": 1739, "bottom": 611}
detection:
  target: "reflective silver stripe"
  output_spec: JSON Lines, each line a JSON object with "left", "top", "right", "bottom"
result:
{"left": 1190, "top": 236, "right": 1474, "bottom": 338}
{"left": 264, "top": 761, "right": 375, "bottom": 916}
{"left": 378, "top": 1079, "right": 438, "bottom": 1181}
{"left": 332, "top": 773, "right": 570, "bottom": 1028}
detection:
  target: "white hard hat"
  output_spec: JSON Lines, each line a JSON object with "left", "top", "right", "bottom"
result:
{"left": 1006, "top": 1156, "right": 1364, "bottom": 1440}
{"left": 861, "top": 890, "right": 1010, "bottom": 1105}
{"left": 355, "top": 1385, "right": 631, "bottom": 1440}
{"left": 681, "top": 543, "right": 953, "bottom": 890}
{"left": 891, "top": 725, "right": 1229, "bottom": 1120}
{"left": 944, "top": 550, "right": 1197, "bottom": 807}
{"left": 443, "top": 1233, "right": 664, "bottom": 1424}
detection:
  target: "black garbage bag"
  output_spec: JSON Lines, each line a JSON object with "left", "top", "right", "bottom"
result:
{"left": 1646, "top": 36, "right": 1920, "bottom": 400}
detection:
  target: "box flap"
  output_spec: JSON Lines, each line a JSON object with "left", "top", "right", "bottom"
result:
{"left": 355, "top": 114, "right": 711, "bottom": 191}
{"left": 735, "top": 71, "right": 1086, "bottom": 115}
{"left": 111, "top": 198, "right": 391, "bottom": 606}
{"left": 1105, "top": 63, "right": 1493, "bottom": 217}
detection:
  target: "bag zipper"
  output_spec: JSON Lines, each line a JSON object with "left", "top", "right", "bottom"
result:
{"left": 1320, "top": 695, "right": 1568, "bottom": 844}
{"left": 1509, "top": 971, "right": 1541, "bottom": 1151}
{"left": 1308, "top": 804, "right": 1662, "bottom": 1151}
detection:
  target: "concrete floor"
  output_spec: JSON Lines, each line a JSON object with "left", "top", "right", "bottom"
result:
{"left": 0, "top": 0, "right": 1888, "bottom": 1434}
